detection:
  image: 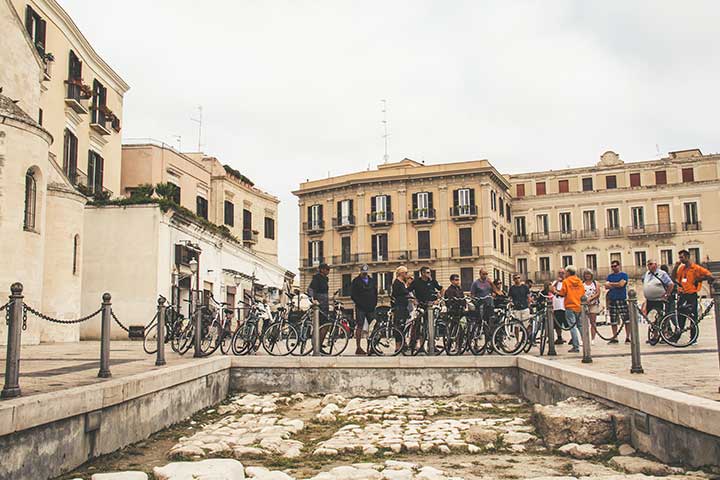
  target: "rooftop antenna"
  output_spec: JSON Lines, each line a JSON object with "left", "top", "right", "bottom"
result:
{"left": 172, "top": 135, "right": 182, "bottom": 151}
{"left": 190, "top": 106, "right": 203, "bottom": 151}
{"left": 381, "top": 99, "right": 390, "bottom": 164}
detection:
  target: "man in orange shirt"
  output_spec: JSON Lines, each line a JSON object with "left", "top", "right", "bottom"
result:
{"left": 673, "top": 250, "right": 713, "bottom": 328}
{"left": 551, "top": 265, "right": 585, "bottom": 353}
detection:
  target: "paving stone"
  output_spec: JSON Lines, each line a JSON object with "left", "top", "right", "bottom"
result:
{"left": 154, "top": 459, "right": 245, "bottom": 479}
{"left": 608, "top": 455, "right": 677, "bottom": 476}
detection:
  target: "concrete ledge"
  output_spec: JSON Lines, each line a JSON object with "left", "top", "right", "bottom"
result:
{"left": 231, "top": 355, "right": 518, "bottom": 369}
{"left": 518, "top": 356, "right": 720, "bottom": 438}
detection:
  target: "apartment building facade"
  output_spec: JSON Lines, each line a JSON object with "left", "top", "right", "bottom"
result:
{"left": 508, "top": 149, "right": 720, "bottom": 285}
{"left": 293, "top": 159, "right": 514, "bottom": 301}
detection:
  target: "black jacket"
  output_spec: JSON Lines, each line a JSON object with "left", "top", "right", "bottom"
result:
{"left": 308, "top": 273, "right": 329, "bottom": 298}
{"left": 444, "top": 284, "right": 464, "bottom": 299}
{"left": 350, "top": 275, "right": 378, "bottom": 311}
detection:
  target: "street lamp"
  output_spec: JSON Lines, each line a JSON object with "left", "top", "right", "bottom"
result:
{"left": 189, "top": 258, "right": 198, "bottom": 274}
{"left": 234, "top": 274, "right": 242, "bottom": 286}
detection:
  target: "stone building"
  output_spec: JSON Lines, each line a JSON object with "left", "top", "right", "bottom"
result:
{"left": 293, "top": 158, "right": 514, "bottom": 302}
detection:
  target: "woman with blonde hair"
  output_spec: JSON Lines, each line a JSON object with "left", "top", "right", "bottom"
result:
{"left": 391, "top": 266, "right": 411, "bottom": 324}
{"left": 582, "top": 269, "right": 601, "bottom": 343}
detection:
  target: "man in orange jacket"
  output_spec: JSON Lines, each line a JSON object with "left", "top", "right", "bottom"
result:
{"left": 551, "top": 265, "right": 585, "bottom": 353}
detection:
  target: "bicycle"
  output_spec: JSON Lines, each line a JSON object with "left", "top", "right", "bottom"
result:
{"left": 231, "top": 297, "right": 270, "bottom": 355}
{"left": 402, "top": 301, "right": 445, "bottom": 355}
{"left": 143, "top": 298, "right": 183, "bottom": 355}
{"left": 491, "top": 301, "right": 529, "bottom": 355}
{"left": 198, "top": 294, "right": 235, "bottom": 356}
{"left": 443, "top": 297, "right": 471, "bottom": 356}
{"left": 634, "top": 294, "right": 700, "bottom": 348}
{"left": 368, "top": 307, "right": 405, "bottom": 356}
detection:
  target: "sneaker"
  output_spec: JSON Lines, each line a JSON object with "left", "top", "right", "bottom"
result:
{"left": 608, "top": 339, "right": 619, "bottom": 344}
{"left": 554, "top": 338, "right": 566, "bottom": 345}
{"left": 568, "top": 347, "right": 580, "bottom": 353}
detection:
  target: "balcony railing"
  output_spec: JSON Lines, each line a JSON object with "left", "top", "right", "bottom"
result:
{"left": 64, "top": 81, "right": 89, "bottom": 114}
{"left": 626, "top": 223, "right": 676, "bottom": 237}
{"left": 604, "top": 227, "right": 623, "bottom": 238}
{"left": 531, "top": 271, "right": 555, "bottom": 283}
{"left": 332, "top": 253, "right": 359, "bottom": 266}
{"left": 682, "top": 221, "right": 702, "bottom": 231}
{"left": 367, "top": 211, "right": 394, "bottom": 226}
{"left": 513, "top": 234, "right": 528, "bottom": 243}
{"left": 450, "top": 246, "right": 480, "bottom": 258}
{"left": 301, "top": 257, "right": 325, "bottom": 268}
{"left": 450, "top": 205, "right": 478, "bottom": 220}
{"left": 242, "top": 229, "right": 258, "bottom": 244}
{"left": 302, "top": 220, "right": 325, "bottom": 234}
{"left": 409, "top": 208, "right": 436, "bottom": 224}
{"left": 579, "top": 229, "right": 600, "bottom": 240}
{"left": 407, "top": 249, "right": 438, "bottom": 261}
{"left": 90, "top": 108, "right": 112, "bottom": 136}
{"left": 332, "top": 215, "right": 356, "bottom": 230}
{"left": 530, "top": 230, "right": 577, "bottom": 244}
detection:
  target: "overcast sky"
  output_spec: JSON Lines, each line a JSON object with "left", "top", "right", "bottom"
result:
{"left": 60, "top": 0, "right": 720, "bottom": 273}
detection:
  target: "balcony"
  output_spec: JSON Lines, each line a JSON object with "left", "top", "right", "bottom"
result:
{"left": 242, "top": 229, "right": 258, "bottom": 245}
{"left": 90, "top": 108, "right": 112, "bottom": 136}
{"left": 301, "top": 257, "right": 325, "bottom": 269}
{"left": 579, "top": 229, "right": 600, "bottom": 240}
{"left": 450, "top": 205, "right": 478, "bottom": 221}
{"left": 332, "top": 215, "right": 356, "bottom": 231}
{"left": 530, "top": 230, "right": 577, "bottom": 245}
{"left": 531, "top": 271, "right": 555, "bottom": 283}
{"left": 513, "top": 234, "right": 528, "bottom": 243}
{"left": 409, "top": 208, "right": 436, "bottom": 224}
{"left": 357, "top": 250, "right": 410, "bottom": 264}
{"left": 682, "top": 221, "right": 702, "bottom": 232}
{"left": 64, "top": 81, "right": 89, "bottom": 114}
{"left": 331, "top": 253, "right": 359, "bottom": 266}
{"left": 367, "top": 211, "right": 394, "bottom": 227}
{"left": 626, "top": 223, "right": 676, "bottom": 238}
{"left": 450, "top": 246, "right": 480, "bottom": 259}
{"left": 302, "top": 220, "right": 325, "bottom": 235}
{"left": 604, "top": 227, "right": 624, "bottom": 238}
{"left": 407, "top": 249, "right": 438, "bottom": 261}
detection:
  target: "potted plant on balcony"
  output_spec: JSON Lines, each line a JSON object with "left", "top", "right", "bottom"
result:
{"left": 43, "top": 52, "right": 54, "bottom": 78}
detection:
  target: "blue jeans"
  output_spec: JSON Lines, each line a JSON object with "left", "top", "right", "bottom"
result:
{"left": 566, "top": 309, "right": 582, "bottom": 349}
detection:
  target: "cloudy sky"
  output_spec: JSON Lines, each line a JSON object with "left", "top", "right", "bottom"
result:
{"left": 60, "top": 0, "right": 720, "bottom": 272}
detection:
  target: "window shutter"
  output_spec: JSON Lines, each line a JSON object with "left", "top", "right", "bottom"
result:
{"left": 371, "top": 196, "right": 376, "bottom": 213}
{"left": 469, "top": 188, "right": 475, "bottom": 206}
{"left": 384, "top": 272, "right": 392, "bottom": 290}
{"left": 307, "top": 205, "right": 312, "bottom": 223}
{"left": 318, "top": 241, "right": 324, "bottom": 260}
{"left": 428, "top": 192, "right": 434, "bottom": 210}
{"left": 37, "top": 18, "right": 46, "bottom": 54}
{"left": 87, "top": 151, "right": 95, "bottom": 192}
{"left": 386, "top": 195, "right": 391, "bottom": 213}
{"left": 412, "top": 193, "right": 418, "bottom": 211}
{"left": 380, "top": 234, "right": 388, "bottom": 256}
{"left": 307, "top": 241, "right": 312, "bottom": 261}
{"left": 96, "top": 155, "right": 104, "bottom": 193}
{"left": 372, "top": 272, "right": 378, "bottom": 285}
{"left": 371, "top": 235, "right": 378, "bottom": 257}
{"left": 318, "top": 204, "right": 323, "bottom": 221}
{"left": 453, "top": 189, "right": 459, "bottom": 207}
{"left": 25, "top": 6, "right": 34, "bottom": 35}
{"left": 337, "top": 201, "right": 342, "bottom": 219}
{"left": 348, "top": 199, "right": 354, "bottom": 217}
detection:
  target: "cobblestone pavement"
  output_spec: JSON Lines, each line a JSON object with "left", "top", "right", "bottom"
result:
{"left": 1, "top": 322, "right": 718, "bottom": 400}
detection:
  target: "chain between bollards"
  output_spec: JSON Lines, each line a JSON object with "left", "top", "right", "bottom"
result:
{"left": 98, "top": 293, "right": 112, "bottom": 378}
{"left": 427, "top": 305, "right": 436, "bottom": 356}
{"left": 545, "top": 303, "right": 557, "bottom": 356}
{"left": 193, "top": 290, "right": 202, "bottom": 358}
{"left": 627, "top": 289, "right": 644, "bottom": 374}
{"left": 312, "top": 304, "right": 321, "bottom": 356}
{"left": 712, "top": 280, "right": 720, "bottom": 393}
{"left": 156, "top": 296, "right": 167, "bottom": 366}
{"left": 2, "top": 283, "right": 24, "bottom": 399}
{"left": 580, "top": 296, "right": 592, "bottom": 364}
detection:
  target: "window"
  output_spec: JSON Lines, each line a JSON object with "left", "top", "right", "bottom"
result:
{"left": 655, "top": 170, "right": 667, "bottom": 185}
{"left": 536, "top": 182, "right": 546, "bottom": 196}
{"left": 417, "top": 230, "right": 431, "bottom": 259}
{"left": 507, "top": 237, "right": 511, "bottom": 257}
{"left": 562, "top": 256, "right": 573, "bottom": 268}
{"left": 38, "top": 108, "right": 43, "bottom": 125}
{"left": 341, "top": 236, "right": 351, "bottom": 263}
{"left": 560, "top": 212, "right": 572, "bottom": 233}
{"left": 371, "top": 195, "right": 390, "bottom": 221}
{"left": 682, "top": 168, "right": 694, "bottom": 182}
{"left": 196, "top": 196, "right": 208, "bottom": 220}
{"left": 536, "top": 214, "right": 549, "bottom": 234}
{"left": 373, "top": 272, "right": 393, "bottom": 295}
{"left": 460, "top": 267, "right": 474, "bottom": 292}
{"left": 605, "top": 175, "right": 617, "bottom": 189}
{"left": 630, "top": 173, "right": 641, "bottom": 187}
{"left": 224, "top": 201, "right": 235, "bottom": 226}
{"left": 308, "top": 204, "right": 322, "bottom": 229}
{"left": 610, "top": 252, "right": 622, "bottom": 265}
{"left": 243, "top": 209, "right": 252, "bottom": 233}
{"left": 582, "top": 177, "right": 593, "bottom": 192}
{"left": 558, "top": 179, "right": 569, "bottom": 193}
{"left": 515, "top": 216, "right": 526, "bottom": 237}
{"left": 264, "top": 217, "right": 275, "bottom": 239}
{"left": 586, "top": 254, "right": 597, "bottom": 272}
{"left": 634, "top": 251, "right": 647, "bottom": 267}
{"left": 72, "top": 234, "right": 80, "bottom": 275}
{"left": 517, "top": 258, "right": 528, "bottom": 274}
{"left": 454, "top": 188, "right": 474, "bottom": 215}
{"left": 493, "top": 229, "right": 497, "bottom": 249}
{"left": 62, "top": 129, "right": 78, "bottom": 184}
{"left": 371, "top": 233, "right": 388, "bottom": 261}
{"left": 607, "top": 208, "right": 620, "bottom": 229}
{"left": 499, "top": 197, "right": 505, "bottom": 216}
{"left": 87, "top": 150, "right": 104, "bottom": 194}
{"left": 170, "top": 183, "right": 181, "bottom": 205}
{"left": 582, "top": 210, "right": 596, "bottom": 231}
{"left": 67, "top": 50, "right": 83, "bottom": 101}
{"left": 539, "top": 257, "right": 551, "bottom": 272}
{"left": 689, "top": 247, "right": 701, "bottom": 263}
{"left": 309, "top": 240, "right": 323, "bottom": 265}
{"left": 499, "top": 233, "right": 505, "bottom": 254}
{"left": 459, "top": 228, "right": 473, "bottom": 256}
{"left": 91, "top": 79, "right": 108, "bottom": 125}
{"left": 413, "top": 192, "right": 431, "bottom": 219}
{"left": 337, "top": 199, "right": 353, "bottom": 225}
{"left": 660, "top": 249, "right": 673, "bottom": 267}
{"left": 341, "top": 274, "right": 352, "bottom": 297}
{"left": 506, "top": 204, "right": 511, "bottom": 222}
{"left": 490, "top": 190, "right": 496, "bottom": 210}
{"left": 24, "top": 169, "right": 37, "bottom": 231}
{"left": 631, "top": 207, "right": 645, "bottom": 229}
{"left": 24, "top": 5, "right": 46, "bottom": 56}
{"left": 516, "top": 184, "right": 525, "bottom": 197}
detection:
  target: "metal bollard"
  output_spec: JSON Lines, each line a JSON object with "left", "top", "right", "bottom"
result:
{"left": 2, "top": 283, "right": 24, "bottom": 399}
{"left": 711, "top": 280, "right": 720, "bottom": 392}
{"left": 545, "top": 303, "right": 557, "bottom": 356}
{"left": 427, "top": 306, "right": 436, "bottom": 356}
{"left": 580, "top": 296, "right": 592, "bottom": 364}
{"left": 156, "top": 296, "right": 167, "bottom": 366}
{"left": 627, "top": 289, "right": 644, "bottom": 374}
{"left": 98, "top": 293, "right": 112, "bottom": 378}
{"left": 193, "top": 290, "right": 202, "bottom": 358}
{"left": 312, "top": 304, "right": 321, "bottom": 356}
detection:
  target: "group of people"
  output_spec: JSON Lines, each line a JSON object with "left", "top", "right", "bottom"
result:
{"left": 306, "top": 248, "right": 713, "bottom": 355}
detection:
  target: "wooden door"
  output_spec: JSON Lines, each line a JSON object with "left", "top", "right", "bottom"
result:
{"left": 657, "top": 204, "right": 670, "bottom": 231}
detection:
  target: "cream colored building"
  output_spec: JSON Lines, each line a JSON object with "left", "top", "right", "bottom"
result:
{"left": 508, "top": 149, "right": 720, "bottom": 287}
{"left": 293, "top": 158, "right": 514, "bottom": 300}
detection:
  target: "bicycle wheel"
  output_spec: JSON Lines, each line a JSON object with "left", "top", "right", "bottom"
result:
{"left": 220, "top": 328, "right": 233, "bottom": 355}
{"left": 200, "top": 320, "right": 221, "bottom": 356}
{"left": 402, "top": 320, "right": 425, "bottom": 356}
{"left": 143, "top": 319, "right": 158, "bottom": 355}
{"left": 288, "top": 323, "right": 313, "bottom": 356}
{"left": 444, "top": 319, "right": 466, "bottom": 356}
{"left": 319, "top": 323, "right": 349, "bottom": 356}
{"left": 645, "top": 308, "right": 662, "bottom": 346}
{"left": 594, "top": 312, "right": 623, "bottom": 341}
{"left": 433, "top": 319, "right": 446, "bottom": 355}
{"left": 492, "top": 320, "right": 528, "bottom": 355}
{"left": 232, "top": 323, "right": 256, "bottom": 355}
{"left": 262, "top": 322, "right": 297, "bottom": 356}
{"left": 659, "top": 312, "right": 698, "bottom": 347}
{"left": 369, "top": 324, "right": 404, "bottom": 356}
{"left": 468, "top": 321, "right": 488, "bottom": 355}
{"left": 538, "top": 319, "right": 547, "bottom": 355}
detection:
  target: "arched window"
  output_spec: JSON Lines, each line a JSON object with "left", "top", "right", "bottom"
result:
{"left": 24, "top": 169, "right": 37, "bottom": 230}
{"left": 72, "top": 234, "right": 80, "bottom": 275}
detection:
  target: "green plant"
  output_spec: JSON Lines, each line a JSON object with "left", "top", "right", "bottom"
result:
{"left": 223, "top": 164, "right": 255, "bottom": 186}
{"left": 155, "top": 182, "right": 178, "bottom": 200}
{"left": 131, "top": 183, "right": 155, "bottom": 198}
{"left": 92, "top": 189, "right": 111, "bottom": 202}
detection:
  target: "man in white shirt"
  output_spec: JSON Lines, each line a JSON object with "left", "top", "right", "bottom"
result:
{"left": 550, "top": 269, "right": 566, "bottom": 344}
{"left": 642, "top": 259, "right": 674, "bottom": 344}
